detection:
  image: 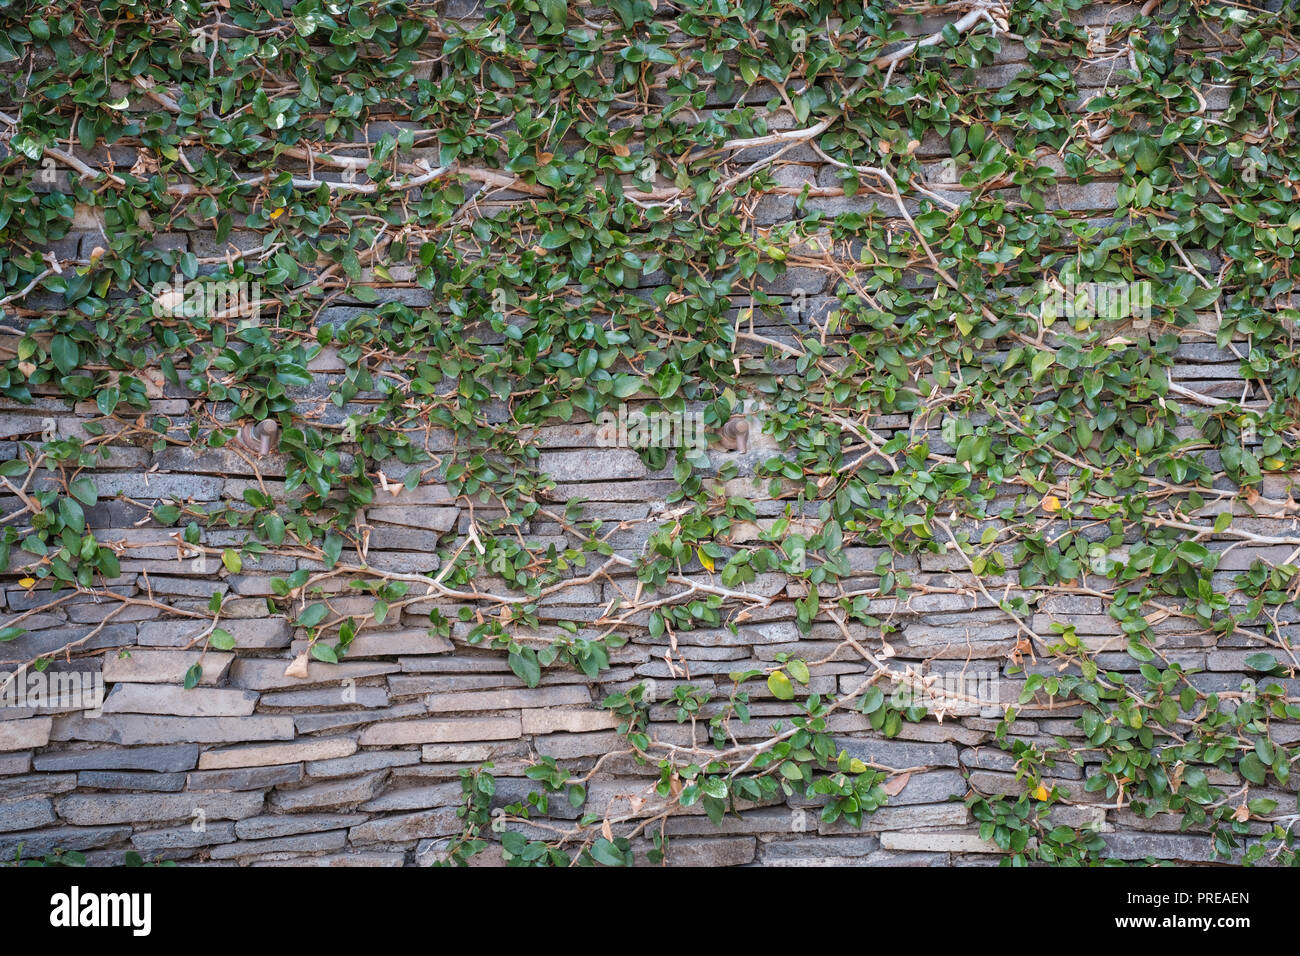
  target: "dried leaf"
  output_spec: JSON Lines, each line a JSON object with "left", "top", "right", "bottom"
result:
{"left": 284, "top": 652, "right": 310, "bottom": 679}
{"left": 882, "top": 771, "right": 911, "bottom": 796}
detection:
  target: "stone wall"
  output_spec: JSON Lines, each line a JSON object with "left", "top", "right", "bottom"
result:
{"left": 1, "top": 0, "right": 1297, "bottom": 866}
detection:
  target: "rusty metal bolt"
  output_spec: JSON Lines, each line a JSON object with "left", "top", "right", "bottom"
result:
{"left": 719, "top": 416, "right": 749, "bottom": 453}
{"left": 237, "top": 419, "right": 280, "bottom": 456}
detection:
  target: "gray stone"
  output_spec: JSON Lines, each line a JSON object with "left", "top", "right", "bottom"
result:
{"left": 832, "top": 738, "right": 961, "bottom": 769}
{"left": 50, "top": 714, "right": 296, "bottom": 745}
{"left": 359, "top": 716, "right": 521, "bottom": 746}
{"left": 349, "top": 808, "right": 461, "bottom": 844}
{"left": 656, "top": 837, "right": 756, "bottom": 867}
{"left": 55, "top": 791, "right": 265, "bottom": 825}
{"left": 289, "top": 629, "right": 452, "bottom": 659}
{"left": 1101, "top": 832, "right": 1234, "bottom": 863}
{"left": 197, "top": 736, "right": 357, "bottom": 770}
{"left": 0, "top": 825, "right": 132, "bottom": 858}
{"left": 359, "top": 782, "right": 461, "bottom": 812}
{"left": 305, "top": 751, "right": 421, "bottom": 778}
{"left": 0, "top": 798, "right": 56, "bottom": 832}
{"left": 102, "top": 649, "right": 233, "bottom": 685}
{"left": 33, "top": 744, "right": 199, "bottom": 772}
{"left": 268, "top": 850, "right": 407, "bottom": 866}
{"left": 758, "top": 836, "right": 882, "bottom": 864}
{"left": 187, "top": 764, "right": 304, "bottom": 791}
{"left": 235, "top": 813, "right": 368, "bottom": 840}
{"left": 131, "top": 822, "right": 238, "bottom": 851}
{"left": 259, "top": 686, "right": 390, "bottom": 709}
{"left": 209, "top": 830, "right": 349, "bottom": 860}
{"left": 229, "top": 658, "right": 400, "bottom": 690}
{"left": 268, "top": 773, "right": 384, "bottom": 812}
{"left": 0, "top": 753, "right": 31, "bottom": 775}
{"left": 292, "top": 702, "right": 427, "bottom": 735}
{"left": 0, "top": 773, "right": 77, "bottom": 800}
{"left": 102, "top": 683, "right": 259, "bottom": 717}
{"left": 76, "top": 771, "right": 187, "bottom": 792}
{"left": 539, "top": 450, "right": 647, "bottom": 481}
{"left": 137, "top": 618, "right": 290, "bottom": 649}
{"left": 425, "top": 685, "right": 591, "bottom": 712}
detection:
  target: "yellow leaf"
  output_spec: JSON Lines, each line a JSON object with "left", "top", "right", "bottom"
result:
{"left": 1040, "top": 495, "right": 1060, "bottom": 513}
{"left": 269, "top": 207, "right": 285, "bottom": 220}
{"left": 697, "top": 547, "right": 714, "bottom": 572}
{"left": 1032, "top": 785, "right": 1049, "bottom": 801}
{"left": 18, "top": 577, "right": 35, "bottom": 588}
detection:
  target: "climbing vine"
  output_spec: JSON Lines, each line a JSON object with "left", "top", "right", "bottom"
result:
{"left": 1, "top": 0, "right": 1299, "bottom": 865}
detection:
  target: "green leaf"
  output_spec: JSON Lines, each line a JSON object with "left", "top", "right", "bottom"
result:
{"left": 1244, "top": 652, "right": 1279, "bottom": 671}
{"left": 539, "top": 0, "right": 567, "bottom": 28}
{"left": 589, "top": 838, "right": 626, "bottom": 867}
{"left": 298, "top": 603, "right": 328, "bottom": 628}
{"left": 1239, "top": 752, "right": 1267, "bottom": 786}
{"left": 50, "top": 335, "right": 79, "bottom": 375}
{"left": 69, "top": 477, "right": 98, "bottom": 506}
{"left": 508, "top": 646, "right": 541, "bottom": 687}
{"left": 311, "top": 642, "right": 338, "bottom": 663}
{"left": 767, "top": 670, "right": 795, "bottom": 700}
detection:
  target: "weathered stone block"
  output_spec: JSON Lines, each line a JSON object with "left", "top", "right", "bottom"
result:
{"left": 229, "top": 658, "right": 399, "bottom": 691}
{"left": 137, "top": 618, "right": 290, "bottom": 649}
{"left": 0, "top": 797, "right": 56, "bottom": 832}
{"left": 0, "top": 772, "right": 77, "bottom": 800}
{"left": 520, "top": 709, "right": 620, "bottom": 735}
{"left": 425, "top": 685, "right": 591, "bottom": 713}
{"left": 268, "top": 773, "right": 384, "bottom": 812}
{"left": 359, "top": 782, "right": 461, "bottom": 812}
{"left": 880, "top": 829, "right": 1025, "bottom": 854}
{"left": 102, "top": 683, "right": 258, "bottom": 717}
{"left": 50, "top": 714, "right": 296, "bottom": 746}
{"left": 197, "top": 736, "right": 357, "bottom": 770}
{"left": 187, "top": 764, "right": 304, "bottom": 791}
{"left": 306, "top": 751, "right": 421, "bottom": 778}
{"left": 131, "top": 822, "right": 237, "bottom": 851}
{"left": 235, "top": 813, "right": 367, "bottom": 840}
{"left": 0, "top": 717, "right": 52, "bottom": 751}
{"left": 210, "top": 830, "right": 349, "bottom": 859}
{"left": 55, "top": 791, "right": 264, "bottom": 825}
{"left": 76, "top": 771, "right": 187, "bottom": 792}
{"left": 102, "top": 649, "right": 233, "bottom": 685}
{"left": 0, "top": 825, "right": 132, "bottom": 858}
{"left": 33, "top": 744, "right": 199, "bottom": 772}
{"left": 348, "top": 807, "right": 461, "bottom": 844}
{"left": 359, "top": 716, "right": 521, "bottom": 746}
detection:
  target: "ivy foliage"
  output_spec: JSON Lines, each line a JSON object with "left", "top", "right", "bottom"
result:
{"left": 1, "top": 0, "right": 1299, "bottom": 865}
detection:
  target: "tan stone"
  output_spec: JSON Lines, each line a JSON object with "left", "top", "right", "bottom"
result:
{"left": 198, "top": 736, "right": 357, "bottom": 770}
{"left": 358, "top": 716, "right": 521, "bottom": 746}
{"left": 521, "top": 708, "right": 623, "bottom": 735}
